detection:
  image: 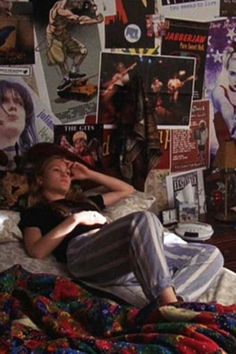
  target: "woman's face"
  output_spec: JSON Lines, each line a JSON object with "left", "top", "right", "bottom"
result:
{"left": 228, "top": 58, "right": 236, "bottom": 90}
{"left": 0, "top": 89, "right": 26, "bottom": 142}
{"left": 39, "top": 159, "right": 72, "bottom": 199}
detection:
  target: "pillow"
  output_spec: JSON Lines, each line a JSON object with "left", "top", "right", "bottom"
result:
{"left": 0, "top": 210, "right": 22, "bottom": 243}
{"left": 102, "top": 191, "right": 156, "bottom": 221}
{"left": 0, "top": 171, "right": 29, "bottom": 211}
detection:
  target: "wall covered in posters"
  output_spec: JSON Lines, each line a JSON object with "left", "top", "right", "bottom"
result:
{"left": 0, "top": 0, "right": 235, "bottom": 216}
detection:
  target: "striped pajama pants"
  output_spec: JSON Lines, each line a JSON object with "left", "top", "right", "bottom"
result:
{"left": 67, "top": 211, "right": 224, "bottom": 307}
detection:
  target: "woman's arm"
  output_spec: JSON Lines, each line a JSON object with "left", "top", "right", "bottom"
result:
{"left": 212, "top": 86, "right": 236, "bottom": 134}
{"left": 24, "top": 210, "right": 107, "bottom": 259}
{"left": 68, "top": 161, "right": 135, "bottom": 207}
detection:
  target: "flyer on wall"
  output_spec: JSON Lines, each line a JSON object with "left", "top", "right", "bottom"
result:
{"left": 161, "top": 18, "right": 210, "bottom": 100}
{"left": 171, "top": 99, "right": 210, "bottom": 173}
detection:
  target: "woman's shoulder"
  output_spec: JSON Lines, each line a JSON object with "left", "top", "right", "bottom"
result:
{"left": 21, "top": 202, "right": 51, "bottom": 216}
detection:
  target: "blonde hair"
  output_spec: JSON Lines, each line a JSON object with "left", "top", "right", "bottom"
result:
{"left": 27, "top": 155, "right": 98, "bottom": 212}
{"left": 27, "top": 155, "right": 78, "bottom": 207}
{"left": 72, "top": 131, "right": 87, "bottom": 144}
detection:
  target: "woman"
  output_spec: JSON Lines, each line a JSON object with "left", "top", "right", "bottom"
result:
{"left": 0, "top": 80, "right": 38, "bottom": 169}
{"left": 19, "top": 154, "right": 224, "bottom": 307}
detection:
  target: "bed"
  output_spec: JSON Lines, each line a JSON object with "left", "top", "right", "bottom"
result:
{"left": 1, "top": 191, "right": 236, "bottom": 353}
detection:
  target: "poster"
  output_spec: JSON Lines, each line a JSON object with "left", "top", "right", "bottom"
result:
{"left": 204, "top": 18, "right": 236, "bottom": 159}
{"left": 0, "top": 76, "right": 61, "bottom": 170}
{"left": 159, "top": 0, "right": 220, "bottom": 21}
{"left": 161, "top": 19, "right": 209, "bottom": 100}
{"left": 0, "top": 2, "right": 34, "bottom": 65}
{"left": 104, "top": 0, "right": 155, "bottom": 49}
{"left": 33, "top": 0, "right": 104, "bottom": 123}
{"left": 166, "top": 168, "right": 206, "bottom": 215}
{"left": 171, "top": 100, "right": 210, "bottom": 172}
{"left": 54, "top": 124, "right": 103, "bottom": 169}
{"left": 98, "top": 52, "right": 195, "bottom": 129}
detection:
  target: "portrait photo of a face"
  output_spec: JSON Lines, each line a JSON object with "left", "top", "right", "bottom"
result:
{"left": 0, "top": 80, "right": 37, "bottom": 150}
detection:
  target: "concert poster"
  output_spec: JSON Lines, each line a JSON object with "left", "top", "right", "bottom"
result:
{"left": 54, "top": 124, "right": 104, "bottom": 170}
{"left": 171, "top": 99, "right": 210, "bottom": 173}
{"left": 220, "top": 0, "right": 236, "bottom": 16}
{"left": 0, "top": 2, "right": 34, "bottom": 65}
{"left": 161, "top": 19, "right": 209, "bottom": 100}
{"left": 104, "top": 0, "right": 155, "bottom": 48}
{"left": 98, "top": 51, "right": 195, "bottom": 129}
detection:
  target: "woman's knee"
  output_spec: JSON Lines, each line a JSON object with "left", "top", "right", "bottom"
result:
{"left": 128, "top": 211, "right": 164, "bottom": 241}
{"left": 203, "top": 244, "right": 224, "bottom": 269}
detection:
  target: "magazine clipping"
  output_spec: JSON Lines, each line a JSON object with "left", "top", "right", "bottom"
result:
{"left": 166, "top": 168, "right": 206, "bottom": 216}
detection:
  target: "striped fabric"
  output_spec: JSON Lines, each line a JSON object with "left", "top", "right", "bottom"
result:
{"left": 67, "top": 211, "right": 224, "bottom": 307}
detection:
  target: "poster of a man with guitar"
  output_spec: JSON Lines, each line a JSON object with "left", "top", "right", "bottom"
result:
{"left": 99, "top": 55, "right": 137, "bottom": 124}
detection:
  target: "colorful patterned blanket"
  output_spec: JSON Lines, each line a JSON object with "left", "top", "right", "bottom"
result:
{"left": 1, "top": 265, "right": 236, "bottom": 353}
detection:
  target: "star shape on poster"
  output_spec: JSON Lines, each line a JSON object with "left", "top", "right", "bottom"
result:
{"left": 212, "top": 50, "right": 223, "bottom": 64}
{"left": 226, "top": 27, "right": 236, "bottom": 41}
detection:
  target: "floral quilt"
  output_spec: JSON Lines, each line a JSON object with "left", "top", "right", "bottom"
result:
{"left": 1, "top": 265, "right": 236, "bottom": 353}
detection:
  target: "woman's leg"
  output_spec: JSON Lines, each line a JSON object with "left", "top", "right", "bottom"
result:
{"left": 67, "top": 211, "right": 176, "bottom": 303}
{"left": 164, "top": 242, "right": 224, "bottom": 301}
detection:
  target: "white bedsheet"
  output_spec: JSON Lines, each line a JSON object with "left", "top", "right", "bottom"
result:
{"left": 0, "top": 240, "right": 236, "bottom": 306}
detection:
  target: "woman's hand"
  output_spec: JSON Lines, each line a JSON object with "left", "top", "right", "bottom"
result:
{"left": 71, "top": 210, "right": 107, "bottom": 226}
{"left": 66, "top": 161, "right": 91, "bottom": 180}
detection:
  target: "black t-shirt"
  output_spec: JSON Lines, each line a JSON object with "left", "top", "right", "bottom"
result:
{"left": 19, "top": 195, "right": 105, "bottom": 263}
